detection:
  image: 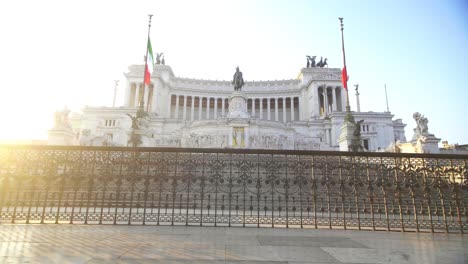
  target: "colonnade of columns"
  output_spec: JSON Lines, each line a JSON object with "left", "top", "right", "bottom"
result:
{"left": 126, "top": 81, "right": 345, "bottom": 123}
{"left": 169, "top": 96, "right": 228, "bottom": 121}
{"left": 318, "top": 86, "right": 343, "bottom": 116}
{"left": 128, "top": 83, "right": 155, "bottom": 112}
{"left": 168, "top": 95, "right": 300, "bottom": 123}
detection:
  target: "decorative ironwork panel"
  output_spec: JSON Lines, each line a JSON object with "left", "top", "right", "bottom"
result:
{"left": 0, "top": 145, "right": 466, "bottom": 233}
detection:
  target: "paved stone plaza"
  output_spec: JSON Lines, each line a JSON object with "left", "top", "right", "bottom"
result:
{"left": 0, "top": 225, "right": 466, "bottom": 263}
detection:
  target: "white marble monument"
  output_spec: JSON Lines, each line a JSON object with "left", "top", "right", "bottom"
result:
{"left": 50, "top": 63, "right": 408, "bottom": 151}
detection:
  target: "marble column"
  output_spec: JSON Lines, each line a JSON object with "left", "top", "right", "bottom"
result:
{"left": 282, "top": 97, "right": 286, "bottom": 123}
{"left": 134, "top": 84, "right": 140, "bottom": 108}
{"left": 206, "top": 97, "right": 210, "bottom": 119}
{"left": 214, "top": 97, "right": 218, "bottom": 119}
{"left": 323, "top": 87, "right": 329, "bottom": 115}
{"left": 299, "top": 96, "right": 303, "bottom": 120}
{"left": 260, "top": 98, "right": 263, "bottom": 119}
{"left": 150, "top": 86, "right": 157, "bottom": 113}
{"left": 221, "top": 98, "right": 225, "bottom": 117}
{"left": 167, "top": 94, "right": 172, "bottom": 118}
{"left": 267, "top": 98, "right": 271, "bottom": 120}
{"left": 275, "top": 98, "right": 279, "bottom": 121}
{"left": 190, "top": 95, "right": 195, "bottom": 121}
{"left": 290, "top": 97, "right": 294, "bottom": 122}
{"left": 143, "top": 85, "right": 149, "bottom": 111}
{"left": 182, "top": 95, "right": 188, "bottom": 121}
{"left": 252, "top": 98, "right": 256, "bottom": 117}
{"left": 198, "top": 97, "right": 203, "bottom": 120}
{"left": 175, "top": 95, "right": 180, "bottom": 119}
{"left": 332, "top": 88, "right": 337, "bottom": 112}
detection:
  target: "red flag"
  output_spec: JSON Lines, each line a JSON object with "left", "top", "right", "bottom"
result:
{"left": 143, "top": 38, "right": 154, "bottom": 85}
{"left": 341, "top": 67, "right": 348, "bottom": 89}
{"left": 144, "top": 64, "right": 151, "bottom": 85}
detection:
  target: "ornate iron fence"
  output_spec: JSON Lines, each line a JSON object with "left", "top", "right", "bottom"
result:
{"left": 0, "top": 145, "right": 466, "bottom": 233}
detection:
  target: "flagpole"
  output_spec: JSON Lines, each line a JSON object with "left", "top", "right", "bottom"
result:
{"left": 113, "top": 80, "right": 119, "bottom": 107}
{"left": 385, "top": 83, "right": 390, "bottom": 112}
{"left": 339, "top": 17, "right": 351, "bottom": 112}
{"left": 139, "top": 14, "right": 153, "bottom": 111}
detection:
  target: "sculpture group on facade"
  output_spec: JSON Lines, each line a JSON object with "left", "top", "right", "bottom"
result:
{"left": 249, "top": 134, "right": 291, "bottom": 149}
{"left": 345, "top": 116, "right": 365, "bottom": 152}
{"left": 126, "top": 111, "right": 149, "bottom": 147}
{"left": 232, "top": 67, "right": 244, "bottom": 91}
{"left": 187, "top": 134, "right": 227, "bottom": 148}
{"left": 184, "top": 133, "right": 321, "bottom": 150}
{"left": 126, "top": 113, "right": 141, "bottom": 130}
{"left": 306, "top": 56, "right": 328, "bottom": 68}
{"left": 353, "top": 119, "right": 364, "bottom": 137}
{"left": 411, "top": 112, "right": 429, "bottom": 141}
{"left": 156, "top": 53, "right": 165, "bottom": 65}
{"left": 53, "top": 108, "right": 72, "bottom": 130}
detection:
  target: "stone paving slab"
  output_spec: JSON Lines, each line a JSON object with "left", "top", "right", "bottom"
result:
{"left": 258, "top": 236, "right": 367, "bottom": 248}
{"left": 0, "top": 224, "right": 466, "bottom": 263}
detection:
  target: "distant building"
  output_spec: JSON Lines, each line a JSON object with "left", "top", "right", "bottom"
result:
{"left": 50, "top": 64, "right": 408, "bottom": 151}
{"left": 440, "top": 141, "right": 468, "bottom": 154}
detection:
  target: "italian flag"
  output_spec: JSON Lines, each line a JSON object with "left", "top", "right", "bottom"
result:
{"left": 341, "top": 66, "right": 348, "bottom": 90}
{"left": 144, "top": 38, "right": 154, "bottom": 85}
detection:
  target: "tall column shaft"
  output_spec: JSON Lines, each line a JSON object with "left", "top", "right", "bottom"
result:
{"left": 252, "top": 98, "right": 256, "bottom": 117}
{"left": 356, "top": 90, "right": 361, "bottom": 112}
{"left": 282, "top": 97, "right": 286, "bottom": 123}
{"left": 134, "top": 84, "right": 140, "bottom": 108}
{"left": 150, "top": 86, "right": 157, "bottom": 113}
{"left": 260, "top": 98, "right": 263, "bottom": 119}
{"left": 182, "top": 95, "right": 188, "bottom": 121}
{"left": 323, "top": 87, "right": 329, "bottom": 115}
{"left": 198, "top": 97, "right": 203, "bottom": 120}
{"left": 214, "top": 97, "right": 218, "bottom": 119}
{"left": 143, "top": 86, "right": 149, "bottom": 110}
{"left": 221, "top": 98, "right": 225, "bottom": 116}
{"left": 175, "top": 94, "right": 180, "bottom": 119}
{"left": 299, "top": 96, "right": 303, "bottom": 120}
{"left": 290, "top": 97, "right": 294, "bottom": 122}
{"left": 267, "top": 98, "right": 271, "bottom": 120}
{"left": 191, "top": 96, "right": 195, "bottom": 120}
{"left": 275, "top": 98, "right": 279, "bottom": 121}
{"left": 206, "top": 97, "right": 210, "bottom": 119}
{"left": 332, "top": 88, "right": 337, "bottom": 112}
{"left": 167, "top": 94, "right": 172, "bottom": 118}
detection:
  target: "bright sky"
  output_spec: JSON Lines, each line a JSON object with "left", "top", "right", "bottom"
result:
{"left": 0, "top": 0, "right": 467, "bottom": 144}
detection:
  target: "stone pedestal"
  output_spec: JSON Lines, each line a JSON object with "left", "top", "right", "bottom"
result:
{"left": 127, "top": 129, "right": 150, "bottom": 147}
{"left": 338, "top": 113, "right": 362, "bottom": 152}
{"left": 227, "top": 91, "right": 249, "bottom": 119}
{"left": 397, "top": 134, "right": 441, "bottom": 154}
{"left": 338, "top": 121, "right": 354, "bottom": 151}
{"left": 415, "top": 134, "right": 441, "bottom": 153}
{"left": 48, "top": 129, "right": 75, "bottom": 145}
{"left": 227, "top": 91, "right": 250, "bottom": 148}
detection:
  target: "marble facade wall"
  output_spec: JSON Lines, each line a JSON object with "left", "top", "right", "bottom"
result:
{"left": 71, "top": 65, "right": 406, "bottom": 151}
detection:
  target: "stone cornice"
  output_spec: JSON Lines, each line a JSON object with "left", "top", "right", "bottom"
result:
{"left": 169, "top": 88, "right": 302, "bottom": 98}
{"left": 172, "top": 78, "right": 300, "bottom": 92}
{"left": 125, "top": 64, "right": 175, "bottom": 79}
{"left": 299, "top": 67, "right": 341, "bottom": 75}
{"left": 82, "top": 106, "right": 137, "bottom": 115}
